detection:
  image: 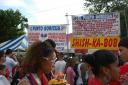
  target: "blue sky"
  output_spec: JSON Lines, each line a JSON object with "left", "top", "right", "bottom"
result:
{"left": 0, "top": 0, "right": 88, "bottom": 33}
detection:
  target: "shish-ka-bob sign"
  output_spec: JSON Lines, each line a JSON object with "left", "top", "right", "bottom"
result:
{"left": 70, "top": 36, "right": 120, "bottom": 50}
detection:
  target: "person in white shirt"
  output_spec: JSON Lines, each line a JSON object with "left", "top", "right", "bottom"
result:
{"left": 0, "top": 75, "right": 11, "bottom": 85}
{"left": 5, "top": 49, "right": 18, "bottom": 80}
{"left": 54, "top": 52, "right": 66, "bottom": 73}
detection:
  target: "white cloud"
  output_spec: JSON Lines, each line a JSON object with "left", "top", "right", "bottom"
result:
{"left": 1, "top": 0, "right": 26, "bottom": 7}
{"left": 0, "top": 0, "right": 88, "bottom": 33}
{"left": 26, "top": 0, "right": 88, "bottom": 24}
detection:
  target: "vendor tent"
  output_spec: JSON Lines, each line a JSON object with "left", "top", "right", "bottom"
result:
{"left": 0, "top": 35, "right": 28, "bottom": 51}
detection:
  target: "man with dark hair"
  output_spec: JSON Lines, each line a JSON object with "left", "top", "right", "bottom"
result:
{"left": 45, "top": 39, "right": 56, "bottom": 48}
{"left": 6, "top": 49, "right": 13, "bottom": 55}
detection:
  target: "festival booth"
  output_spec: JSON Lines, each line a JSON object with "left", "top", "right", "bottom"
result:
{"left": 0, "top": 34, "right": 28, "bottom": 51}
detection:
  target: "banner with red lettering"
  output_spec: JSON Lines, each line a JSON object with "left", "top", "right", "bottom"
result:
{"left": 70, "top": 36, "right": 120, "bottom": 50}
{"left": 72, "top": 12, "right": 120, "bottom": 37}
{"left": 28, "top": 25, "right": 67, "bottom": 52}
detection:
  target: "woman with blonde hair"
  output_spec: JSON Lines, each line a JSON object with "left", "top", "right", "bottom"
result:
{"left": 18, "top": 41, "right": 56, "bottom": 85}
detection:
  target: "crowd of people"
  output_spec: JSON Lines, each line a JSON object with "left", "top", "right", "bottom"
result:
{"left": 0, "top": 37, "right": 128, "bottom": 85}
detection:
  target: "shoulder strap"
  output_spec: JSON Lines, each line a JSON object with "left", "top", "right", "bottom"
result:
{"left": 27, "top": 73, "right": 38, "bottom": 85}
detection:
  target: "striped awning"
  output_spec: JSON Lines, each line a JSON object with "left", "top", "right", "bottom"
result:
{"left": 0, "top": 35, "right": 28, "bottom": 51}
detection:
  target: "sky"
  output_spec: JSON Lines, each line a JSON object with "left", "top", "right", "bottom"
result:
{"left": 0, "top": 0, "right": 88, "bottom": 33}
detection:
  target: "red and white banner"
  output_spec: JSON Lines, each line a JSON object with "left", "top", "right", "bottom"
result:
{"left": 72, "top": 12, "right": 120, "bottom": 37}
{"left": 28, "top": 25, "right": 67, "bottom": 52}
{"left": 71, "top": 12, "right": 120, "bottom": 50}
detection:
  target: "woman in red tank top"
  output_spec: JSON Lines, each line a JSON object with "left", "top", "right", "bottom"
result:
{"left": 85, "top": 50, "right": 120, "bottom": 85}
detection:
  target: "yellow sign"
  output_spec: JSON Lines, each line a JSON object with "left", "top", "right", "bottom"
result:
{"left": 70, "top": 36, "right": 120, "bottom": 50}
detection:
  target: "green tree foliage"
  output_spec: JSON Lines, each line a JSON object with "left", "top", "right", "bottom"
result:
{"left": 0, "top": 9, "right": 28, "bottom": 43}
{"left": 84, "top": 0, "right": 128, "bottom": 37}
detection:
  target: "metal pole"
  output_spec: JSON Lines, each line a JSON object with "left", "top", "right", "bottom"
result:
{"left": 65, "top": 13, "right": 69, "bottom": 55}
